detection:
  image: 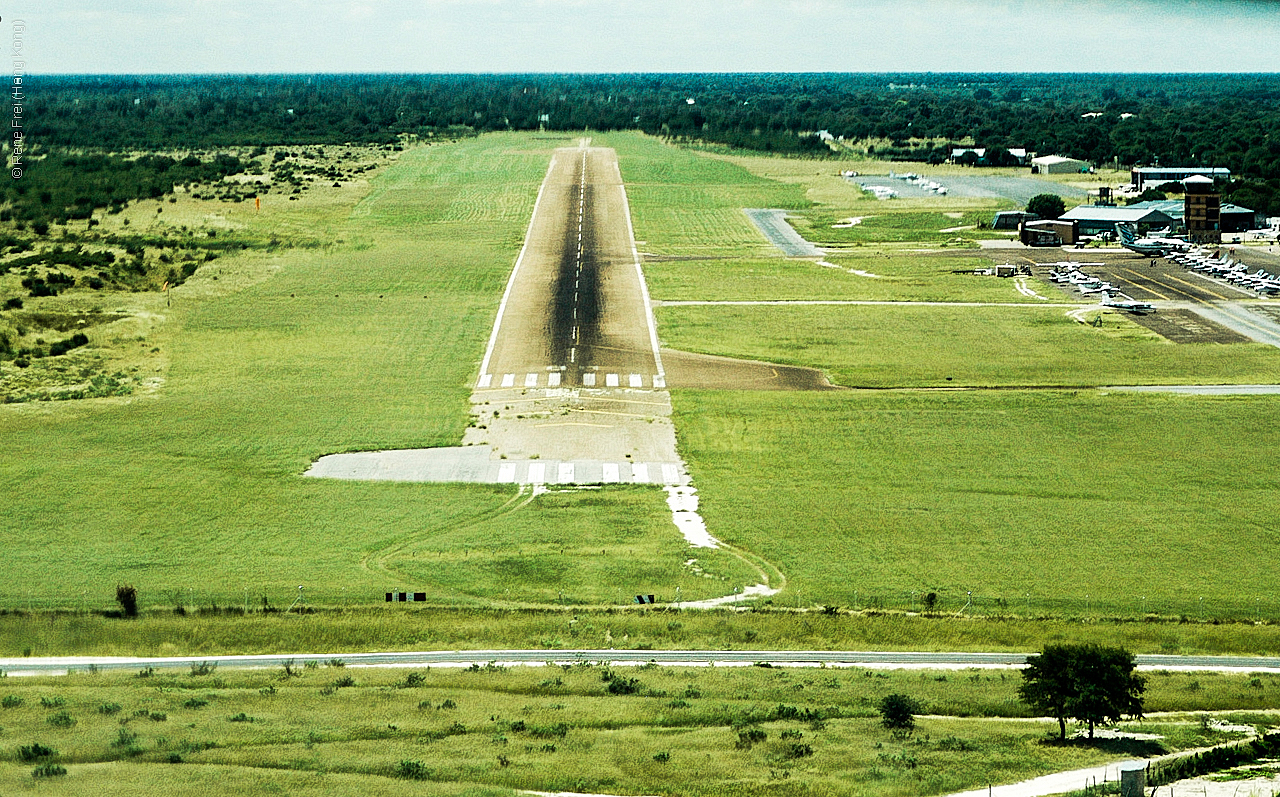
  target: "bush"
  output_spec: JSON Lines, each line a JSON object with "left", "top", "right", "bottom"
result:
{"left": 736, "top": 728, "right": 767, "bottom": 750}
{"left": 31, "top": 762, "right": 67, "bottom": 778}
{"left": 18, "top": 742, "right": 56, "bottom": 761}
{"left": 97, "top": 702, "right": 123, "bottom": 715}
{"left": 115, "top": 584, "right": 138, "bottom": 617}
{"left": 878, "top": 693, "right": 922, "bottom": 734}
{"left": 47, "top": 710, "right": 76, "bottom": 728}
{"left": 396, "top": 759, "right": 431, "bottom": 780}
{"left": 3, "top": 694, "right": 24, "bottom": 708}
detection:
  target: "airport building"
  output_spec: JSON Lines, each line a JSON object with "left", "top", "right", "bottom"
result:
{"left": 1125, "top": 199, "right": 1263, "bottom": 235}
{"left": 1030, "top": 155, "right": 1089, "bottom": 174}
{"left": 1130, "top": 166, "right": 1230, "bottom": 192}
{"left": 1058, "top": 205, "right": 1176, "bottom": 237}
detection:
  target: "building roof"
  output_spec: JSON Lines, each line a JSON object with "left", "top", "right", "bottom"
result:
{"left": 1132, "top": 166, "right": 1231, "bottom": 175}
{"left": 1126, "top": 199, "right": 1259, "bottom": 218}
{"left": 1060, "top": 206, "right": 1176, "bottom": 224}
{"left": 1032, "top": 155, "right": 1087, "bottom": 165}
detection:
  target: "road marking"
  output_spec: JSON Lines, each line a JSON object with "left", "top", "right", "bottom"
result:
{"left": 629, "top": 374, "right": 643, "bottom": 387}
{"left": 501, "top": 373, "right": 515, "bottom": 388}
{"left": 602, "top": 463, "right": 620, "bottom": 483}
{"left": 570, "top": 348, "right": 576, "bottom": 363}
{"left": 524, "top": 373, "right": 539, "bottom": 387}
{"left": 498, "top": 463, "right": 516, "bottom": 483}
{"left": 478, "top": 154, "right": 559, "bottom": 379}
{"left": 572, "top": 325, "right": 579, "bottom": 340}
{"left": 557, "top": 462, "right": 575, "bottom": 483}
{"left": 653, "top": 375, "right": 666, "bottom": 389}
{"left": 583, "top": 372, "right": 596, "bottom": 386}
{"left": 661, "top": 464, "right": 680, "bottom": 484}
{"left": 548, "top": 372, "right": 561, "bottom": 387}
{"left": 477, "top": 374, "right": 493, "bottom": 388}
{"left": 527, "top": 463, "right": 546, "bottom": 484}
{"left": 605, "top": 373, "right": 620, "bottom": 387}
{"left": 632, "top": 463, "right": 650, "bottom": 483}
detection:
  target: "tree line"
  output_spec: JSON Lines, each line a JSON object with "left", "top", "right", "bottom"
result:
{"left": 15, "top": 73, "right": 1280, "bottom": 214}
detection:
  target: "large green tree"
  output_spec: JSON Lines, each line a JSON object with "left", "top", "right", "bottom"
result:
{"left": 1018, "top": 644, "right": 1146, "bottom": 740}
{"left": 1026, "top": 193, "right": 1067, "bottom": 220}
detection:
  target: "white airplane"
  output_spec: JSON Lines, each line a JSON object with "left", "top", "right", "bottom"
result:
{"left": 1103, "top": 299, "right": 1155, "bottom": 312}
{"left": 1117, "top": 222, "right": 1189, "bottom": 257}
{"left": 1080, "top": 281, "right": 1118, "bottom": 295}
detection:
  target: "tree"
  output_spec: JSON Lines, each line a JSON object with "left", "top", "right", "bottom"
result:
{"left": 878, "top": 693, "right": 922, "bottom": 735}
{"left": 1026, "top": 193, "right": 1066, "bottom": 220}
{"left": 1018, "top": 644, "right": 1145, "bottom": 740}
{"left": 115, "top": 584, "right": 138, "bottom": 617}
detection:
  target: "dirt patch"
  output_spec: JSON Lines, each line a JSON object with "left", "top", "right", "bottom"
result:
{"left": 660, "top": 348, "right": 839, "bottom": 390}
{"left": 1128, "top": 309, "right": 1253, "bottom": 344}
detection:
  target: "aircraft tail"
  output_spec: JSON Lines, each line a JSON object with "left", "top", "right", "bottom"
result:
{"left": 1116, "top": 222, "right": 1137, "bottom": 244}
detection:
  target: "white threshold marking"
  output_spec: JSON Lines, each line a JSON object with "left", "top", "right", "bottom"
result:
{"left": 605, "top": 373, "right": 620, "bottom": 387}
{"left": 477, "top": 374, "right": 493, "bottom": 388}
{"left": 628, "top": 374, "right": 642, "bottom": 387}
{"left": 557, "top": 462, "right": 575, "bottom": 483}
{"left": 661, "top": 464, "right": 679, "bottom": 484}
{"left": 632, "top": 463, "right": 650, "bottom": 483}
{"left": 524, "top": 373, "right": 538, "bottom": 387}
{"left": 527, "top": 463, "right": 546, "bottom": 484}
{"left": 548, "top": 372, "right": 561, "bottom": 387}
{"left": 497, "top": 463, "right": 516, "bottom": 483}
{"left": 653, "top": 375, "right": 666, "bottom": 389}
{"left": 602, "top": 463, "right": 620, "bottom": 483}
{"left": 582, "top": 373, "right": 596, "bottom": 386}
{"left": 501, "top": 373, "right": 515, "bottom": 388}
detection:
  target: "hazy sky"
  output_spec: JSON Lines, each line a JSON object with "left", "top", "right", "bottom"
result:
{"left": 21, "top": 0, "right": 1280, "bottom": 74}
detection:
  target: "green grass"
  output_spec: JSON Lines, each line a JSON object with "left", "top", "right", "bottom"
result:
{"left": 0, "top": 133, "right": 749, "bottom": 610}
{"left": 1, "top": 664, "right": 1269, "bottom": 797}
{"left": 657, "top": 303, "right": 1280, "bottom": 387}
{"left": 791, "top": 209, "right": 1010, "bottom": 245}
{"left": 671, "top": 388, "right": 1280, "bottom": 619}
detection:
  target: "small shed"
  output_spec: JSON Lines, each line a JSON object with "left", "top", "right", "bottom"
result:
{"left": 1020, "top": 218, "right": 1078, "bottom": 246}
{"left": 1031, "top": 155, "right": 1089, "bottom": 174}
{"left": 993, "top": 210, "right": 1038, "bottom": 230}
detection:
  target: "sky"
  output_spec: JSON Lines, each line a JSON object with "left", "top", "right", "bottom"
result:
{"left": 16, "top": 0, "right": 1280, "bottom": 74}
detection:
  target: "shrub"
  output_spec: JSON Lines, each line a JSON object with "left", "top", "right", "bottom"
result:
{"left": 39, "top": 696, "right": 65, "bottom": 708}
{"left": 31, "top": 762, "right": 67, "bottom": 778}
{"left": 878, "top": 693, "right": 921, "bottom": 735}
{"left": 182, "top": 698, "right": 209, "bottom": 709}
{"left": 3, "top": 297, "right": 21, "bottom": 310}
{"left": 47, "top": 711, "right": 76, "bottom": 728}
{"left": 396, "top": 759, "right": 431, "bottom": 780}
{"left": 396, "top": 672, "right": 426, "bottom": 689}
{"left": 3, "top": 694, "right": 24, "bottom": 708}
{"left": 189, "top": 662, "right": 217, "bottom": 677}
{"left": 736, "top": 728, "right": 767, "bottom": 750}
{"left": 19, "top": 742, "right": 56, "bottom": 761}
{"left": 653, "top": 751, "right": 671, "bottom": 763}
{"left": 115, "top": 584, "right": 138, "bottom": 617}
{"left": 97, "top": 702, "right": 123, "bottom": 715}
{"left": 228, "top": 713, "right": 256, "bottom": 723}
{"left": 783, "top": 742, "right": 814, "bottom": 759}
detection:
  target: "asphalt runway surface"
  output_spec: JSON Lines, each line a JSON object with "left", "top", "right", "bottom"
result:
{"left": 478, "top": 143, "right": 663, "bottom": 391}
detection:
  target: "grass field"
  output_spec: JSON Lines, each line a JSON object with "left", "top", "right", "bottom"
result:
{"left": 4, "top": 129, "right": 1280, "bottom": 630}
{"left": 0, "top": 133, "right": 748, "bottom": 611}
{"left": 1, "top": 664, "right": 1272, "bottom": 797}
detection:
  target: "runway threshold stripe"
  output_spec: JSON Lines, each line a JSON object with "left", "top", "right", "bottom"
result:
{"left": 477, "top": 374, "right": 493, "bottom": 388}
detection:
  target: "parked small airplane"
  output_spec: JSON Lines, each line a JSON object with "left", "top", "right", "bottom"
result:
{"left": 1080, "top": 281, "right": 1118, "bottom": 295}
{"left": 1117, "top": 222, "right": 1188, "bottom": 257}
{"left": 1103, "top": 299, "right": 1155, "bottom": 312}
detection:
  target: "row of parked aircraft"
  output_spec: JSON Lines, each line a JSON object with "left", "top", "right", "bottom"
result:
{"left": 1049, "top": 262, "right": 1162, "bottom": 312}
{"left": 1045, "top": 261, "right": 1155, "bottom": 312}
{"left": 1166, "top": 249, "right": 1280, "bottom": 295}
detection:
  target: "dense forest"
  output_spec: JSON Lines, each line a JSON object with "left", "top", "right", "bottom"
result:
{"left": 13, "top": 73, "right": 1280, "bottom": 214}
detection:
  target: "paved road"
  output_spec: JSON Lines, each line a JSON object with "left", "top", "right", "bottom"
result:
{"left": 5, "top": 649, "right": 1280, "bottom": 677}
{"left": 744, "top": 208, "right": 821, "bottom": 257}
